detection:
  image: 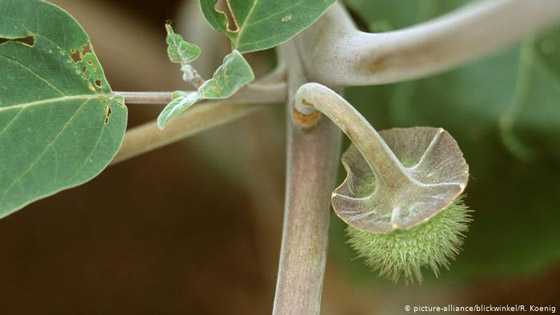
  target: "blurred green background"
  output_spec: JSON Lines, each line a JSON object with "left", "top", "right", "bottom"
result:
{"left": 0, "top": 0, "right": 558, "bottom": 314}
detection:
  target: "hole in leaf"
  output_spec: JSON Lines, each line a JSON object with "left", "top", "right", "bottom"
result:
{"left": 82, "top": 66, "right": 87, "bottom": 73}
{"left": 104, "top": 106, "right": 112, "bottom": 124}
{"left": 215, "top": 0, "right": 239, "bottom": 32}
{"left": 82, "top": 43, "right": 92, "bottom": 55}
{"left": 0, "top": 35, "right": 35, "bottom": 47}
{"left": 71, "top": 49, "right": 82, "bottom": 62}
{"left": 95, "top": 79, "right": 102, "bottom": 87}
{"left": 281, "top": 15, "right": 292, "bottom": 23}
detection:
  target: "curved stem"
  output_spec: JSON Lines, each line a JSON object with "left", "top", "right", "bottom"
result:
{"left": 298, "top": 0, "right": 560, "bottom": 86}
{"left": 498, "top": 37, "right": 536, "bottom": 161}
{"left": 295, "top": 83, "right": 410, "bottom": 188}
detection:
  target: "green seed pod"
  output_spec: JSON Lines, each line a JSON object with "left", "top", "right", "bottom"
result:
{"left": 294, "top": 83, "right": 472, "bottom": 284}
{"left": 346, "top": 197, "right": 472, "bottom": 284}
{"left": 333, "top": 127, "right": 472, "bottom": 284}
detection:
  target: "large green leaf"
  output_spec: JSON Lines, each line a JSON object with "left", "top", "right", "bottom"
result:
{"left": 199, "top": 0, "right": 335, "bottom": 53}
{"left": 0, "top": 0, "right": 127, "bottom": 218}
{"left": 339, "top": 0, "right": 560, "bottom": 282}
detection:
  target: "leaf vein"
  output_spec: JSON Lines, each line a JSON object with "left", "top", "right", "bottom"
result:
{"left": 0, "top": 98, "right": 92, "bottom": 201}
{"left": 0, "top": 95, "right": 97, "bottom": 112}
{"left": 245, "top": 0, "right": 305, "bottom": 27}
{"left": 233, "top": 0, "right": 260, "bottom": 48}
{"left": 0, "top": 108, "right": 23, "bottom": 138}
{"left": 0, "top": 53, "right": 65, "bottom": 96}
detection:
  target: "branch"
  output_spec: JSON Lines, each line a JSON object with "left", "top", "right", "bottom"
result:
{"left": 298, "top": 0, "right": 560, "bottom": 86}
{"left": 114, "top": 63, "right": 288, "bottom": 105}
{"left": 114, "top": 91, "right": 174, "bottom": 104}
{"left": 272, "top": 43, "right": 341, "bottom": 315}
{"left": 111, "top": 82, "right": 286, "bottom": 164}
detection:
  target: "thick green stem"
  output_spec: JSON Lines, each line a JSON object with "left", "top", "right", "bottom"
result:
{"left": 272, "top": 43, "right": 341, "bottom": 315}
{"left": 273, "top": 116, "right": 340, "bottom": 315}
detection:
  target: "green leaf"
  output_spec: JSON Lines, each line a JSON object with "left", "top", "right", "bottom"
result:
{"left": 157, "top": 50, "right": 253, "bottom": 129}
{"left": 157, "top": 91, "right": 200, "bottom": 129}
{"left": 0, "top": 0, "right": 127, "bottom": 218}
{"left": 165, "top": 23, "right": 201, "bottom": 64}
{"left": 199, "top": 0, "right": 336, "bottom": 53}
{"left": 198, "top": 50, "right": 254, "bottom": 99}
{"left": 165, "top": 23, "right": 203, "bottom": 84}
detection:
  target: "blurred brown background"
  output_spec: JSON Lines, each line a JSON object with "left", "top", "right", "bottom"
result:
{"left": 0, "top": 1, "right": 558, "bottom": 314}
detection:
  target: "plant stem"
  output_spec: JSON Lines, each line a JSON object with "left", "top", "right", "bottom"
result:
{"left": 111, "top": 82, "right": 286, "bottom": 164}
{"left": 299, "top": 1, "right": 560, "bottom": 86}
{"left": 114, "top": 91, "right": 174, "bottom": 104}
{"left": 182, "top": 64, "right": 206, "bottom": 89}
{"left": 272, "top": 43, "right": 341, "bottom": 315}
{"left": 294, "top": 83, "right": 468, "bottom": 233}
{"left": 114, "top": 67, "right": 287, "bottom": 105}
{"left": 112, "top": 102, "right": 257, "bottom": 164}
{"left": 295, "top": 83, "right": 410, "bottom": 186}
{"left": 498, "top": 37, "right": 536, "bottom": 161}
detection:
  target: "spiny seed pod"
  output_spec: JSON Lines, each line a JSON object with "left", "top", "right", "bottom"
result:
{"left": 294, "top": 83, "right": 473, "bottom": 284}
{"left": 346, "top": 197, "right": 472, "bottom": 284}
{"left": 335, "top": 130, "right": 472, "bottom": 283}
{"left": 331, "top": 127, "right": 469, "bottom": 234}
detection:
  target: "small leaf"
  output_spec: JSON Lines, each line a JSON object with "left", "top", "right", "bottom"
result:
{"left": 199, "top": 0, "right": 335, "bottom": 53}
{"left": 198, "top": 50, "right": 254, "bottom": 99}
{"left": 157, "top": 92, "right": 200, "bottom": 130}
{"left": 165, "top": 23, "right": 201, "bottom": 64}
{"left": 0, "top": 0, "right": 127, "bottom": 217}
{"left": 165, "top": 23, "right": 203, "bottom": 85}
{"left": 157, "top": 51, "right": 253, "bottom": 128}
